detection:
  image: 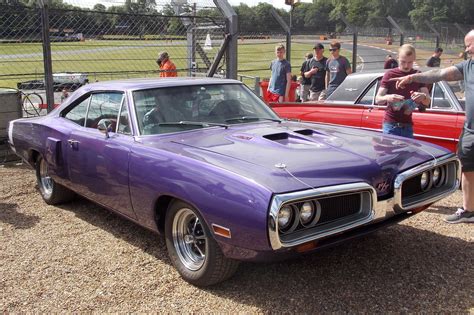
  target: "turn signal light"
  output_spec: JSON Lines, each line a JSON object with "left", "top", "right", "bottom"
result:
{"left": 212, "top": 224, "right": 231, "bottom": 238}
{"left": 295, "top": 241, "right": 318, "bottom": 253}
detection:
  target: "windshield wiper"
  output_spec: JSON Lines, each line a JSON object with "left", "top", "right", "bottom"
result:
{"left": 224, "top": 116, "right": 282, "bottom": 123}
{"left": 157, "top": 121, "right": 229, "bottom": 129}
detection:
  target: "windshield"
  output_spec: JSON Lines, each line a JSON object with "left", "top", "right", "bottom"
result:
{"left": 133, "top": 83, "right": 280, "bottom": 135}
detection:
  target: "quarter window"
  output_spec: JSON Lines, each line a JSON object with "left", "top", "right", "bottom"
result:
{"left": 358, "top": 81, "right": 378, "bottom": 105}
{"left": 118, "top": 99, "right": 131, "bottom": 135}
{"left": 85, "top": 92, "right": 123, "bottom": 129}
{"left": 431, "top": 83, "right": 452, "bottom": 109}
{"left": 63, "top": 96, "right": 90, "bottom": 126}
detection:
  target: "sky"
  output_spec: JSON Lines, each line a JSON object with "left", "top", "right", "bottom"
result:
{"left": 62, "top": 0, "right": 309, "bottom": 11}
{"left": 227, "top": 0, "right": 287, "bottom": 9}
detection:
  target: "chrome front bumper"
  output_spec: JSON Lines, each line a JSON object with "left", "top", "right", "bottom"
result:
{"left": 268, "top": 154, "right": 461, "bottom": 250}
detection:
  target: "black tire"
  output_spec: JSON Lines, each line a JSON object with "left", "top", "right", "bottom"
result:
{"left": 165, "top": 200, "right": 239, "bottom": 286}
{"left": 35, "top": 155, "right": 75, "bottom": 205}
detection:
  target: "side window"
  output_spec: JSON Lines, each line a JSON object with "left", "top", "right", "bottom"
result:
{"left": 431, "top": 83, "right": 452, "bottom": 109}
{"left": 117, "top": 99, "right": 131, "bottom": 135}
{"left": 63, "top": 96, "right": 90, "bottom": 126}
{"left": 358, "top": 81, "right": 378, "bottom": 105}
{"left": 85, "top": 92, "right": 123, "bottom": 129}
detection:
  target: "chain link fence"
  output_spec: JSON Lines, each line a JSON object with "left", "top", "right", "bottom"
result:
{"left": 1, "top": 2, "right": 473, "bottom": 102}
{"left": 0, "top": 1, "right": 228, "bottom": 91}
{"left": 0, "top": 5, "right": 43, "bottom": 88}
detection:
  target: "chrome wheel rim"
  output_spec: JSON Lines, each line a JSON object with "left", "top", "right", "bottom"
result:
{"left": 172, "top": 208, "right": 207, "bottom": 271}
{"left": 39, "top": 159, "right": 53, "bottom": 198}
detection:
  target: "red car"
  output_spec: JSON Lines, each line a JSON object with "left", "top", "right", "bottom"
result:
{"left": 270, "top": 72, "right": 465, "bottom": 152}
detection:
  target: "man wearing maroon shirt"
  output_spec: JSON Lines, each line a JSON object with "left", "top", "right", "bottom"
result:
{"left": 375, "top": 44, "right": 431, "bottom": 138}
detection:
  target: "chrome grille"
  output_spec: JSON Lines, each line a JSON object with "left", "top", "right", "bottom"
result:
{"left": 318, "top": 193, "right": 361, "bottom": 224}
{"left": 275, "top": 189, "right": 374, "bottom": 246}
{"left": 400, "top": 160, "right": 459, "bottom": 209}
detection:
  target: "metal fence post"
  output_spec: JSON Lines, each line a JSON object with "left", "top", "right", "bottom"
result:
{"left": 425, "top": 21, "right": 441, "bottom": 48}
{"left": 454, "top": 23, "right": 467, "bottom": 43}
{"left": 214, "top": 0, "right": 238, "bottom": 79}
{"left": 254, "top": 76, "right": 260, "bottom": 97}
{"left": 339, "top": 14, "right": 357, "bottom": 73}
{"left": 191, "top": 3, "right": 197, "bottom": 76}
{"left": 270, "top": 8, "right": 291, "bottom": 63}
{"left": 387, "top": 16, "right": 404, "bottom": 46}
{"left": 352, "top": 29, "right": 358, "bottom": 73}
{"left": 39, "top": 0, "right": 54, "bottom": 112}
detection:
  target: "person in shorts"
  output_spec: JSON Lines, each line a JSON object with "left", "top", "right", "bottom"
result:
{"left": 267, "top": 44, "right": 292, "bottom": 103}
{"left": 390, "top": 30, "right": 474, "bottom": 224}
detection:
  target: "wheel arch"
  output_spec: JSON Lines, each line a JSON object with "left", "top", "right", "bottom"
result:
{"left": 154, "top": 195, "right": 174, "bottom": 233}
{"left": 153, "top": 195, "right": 210, "bottom": 235}
{"left": 28, "top": 149, "right": 40, "bottom": 167}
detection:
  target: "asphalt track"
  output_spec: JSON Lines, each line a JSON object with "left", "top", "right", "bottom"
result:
{"left": 341, "top": 42, "right": 398, "bottom": 72}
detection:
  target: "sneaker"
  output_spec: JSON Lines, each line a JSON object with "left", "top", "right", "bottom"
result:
{"left": 444, "top": 208, "right": 474, "bottom": 224}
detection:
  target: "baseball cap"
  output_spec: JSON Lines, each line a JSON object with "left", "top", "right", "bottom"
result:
{"left": 157, "top": 51, "right": 169, "bottom": 61}
{"left": 313, "top": 43, "right": 324, "bottom": 50}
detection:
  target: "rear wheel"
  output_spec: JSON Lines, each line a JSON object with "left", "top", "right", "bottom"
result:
{"left": 165, "top": 200, "right": 239, "bottom": 286}
{"left": 35, "top": 155, "right": 75, "bottom": 205}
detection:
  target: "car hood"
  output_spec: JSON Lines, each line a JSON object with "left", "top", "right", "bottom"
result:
{"left": 138, "top": 121, "right": 450, "bottom": 195}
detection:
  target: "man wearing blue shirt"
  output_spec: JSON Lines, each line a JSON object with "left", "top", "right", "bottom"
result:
{"left": 268, "top": 44, "right": 292, "bottom": 103}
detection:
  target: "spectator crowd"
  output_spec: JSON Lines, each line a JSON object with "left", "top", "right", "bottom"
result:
{"left": 264, "top": 32, "right": 473, "bottom": 224}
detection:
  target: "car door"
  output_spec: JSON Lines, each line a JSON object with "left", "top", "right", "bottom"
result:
{"left": 63, "top": 91, "right": 136, "bottom": 218}
{"left": 360, "top": 79, "right": 386, "bottom": 132}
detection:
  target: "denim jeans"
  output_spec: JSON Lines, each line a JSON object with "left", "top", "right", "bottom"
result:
{"left": 382, "top": 122, "right": 414, "bottom": 138}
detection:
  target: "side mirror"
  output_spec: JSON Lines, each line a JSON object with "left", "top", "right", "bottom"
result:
{"left": 97, "top": 119, "right": 113, "bottom": 138}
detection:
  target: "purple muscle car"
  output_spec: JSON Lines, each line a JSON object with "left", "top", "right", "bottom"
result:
{"left": 8, "top": 78, "right": 460, "bottom": 286}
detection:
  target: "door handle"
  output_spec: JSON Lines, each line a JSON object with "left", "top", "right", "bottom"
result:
{"left": 67, "top": 139, "right": 80, "bottom": 148}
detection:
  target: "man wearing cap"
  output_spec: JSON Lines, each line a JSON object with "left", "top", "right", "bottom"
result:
{"left": 304, "top": 43, "right": 328, "bottom": 101}
{"left": 157, "top": 51, "right": 177, "bottom": 77}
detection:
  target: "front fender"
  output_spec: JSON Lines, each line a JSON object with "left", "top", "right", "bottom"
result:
{"left": 128, "top": 145, "right": 274, "bottom": 252}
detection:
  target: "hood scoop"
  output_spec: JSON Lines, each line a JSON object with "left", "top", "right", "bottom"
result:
{"left": 263, "top": 132, "right": 290, "bottom": 141}
{"left": 294, "top": 129, "right": 314, "bottom": 136}
{"left": 263, "top": 130, "right": 326, "bottom": 148}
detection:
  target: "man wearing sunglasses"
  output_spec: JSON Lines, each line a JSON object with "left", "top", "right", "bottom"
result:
{"left": 324, "top": 41, "right": 352, "bottom": 99}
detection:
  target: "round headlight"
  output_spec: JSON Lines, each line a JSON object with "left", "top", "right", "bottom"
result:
{"left": 432, "top": 167, "right": 442, "bottom": 187}
{"left": 420, "top": 171, "right": 430, "bottom": 190}
{"left": 299, "top": 202, "right": 314, "bottom": 225}
{"left": 278, "top": 205, "right": 293, "bottom": 230}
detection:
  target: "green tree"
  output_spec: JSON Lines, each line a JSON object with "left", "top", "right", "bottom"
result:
{"left": 233, "top": 3, "right": 258, "bottom": 33}
{"left": 253, "top": 3, "right": 285, "bottom": 33}
{"left": 161, "top": 3, "right": 188, "bottom": 34}
{"left": 93, "top": 3, "right": 106, "bottom": 12}
{"left": 346, "top": 0, "right": 369, "bottom": 26}
{"left": 298, "top": 1, "right": 334, "bottom": 32}
{"left": 409, "top": 0, "right": 450, "bottom": 29}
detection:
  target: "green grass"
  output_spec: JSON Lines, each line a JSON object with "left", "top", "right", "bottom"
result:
{"left": 0, "top": 39, "right": 353, "bottom": 88}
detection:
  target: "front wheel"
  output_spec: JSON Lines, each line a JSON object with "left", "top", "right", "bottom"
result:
{"left": 165, "top": 200, "right": 239, "bottom": 286}
{"left": 35, "top": 155, "right": 75, "bottom": 205}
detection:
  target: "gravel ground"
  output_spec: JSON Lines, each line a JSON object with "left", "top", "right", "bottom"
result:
{"left": 1, "top": 163, "right": 473, "bottom": 313}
